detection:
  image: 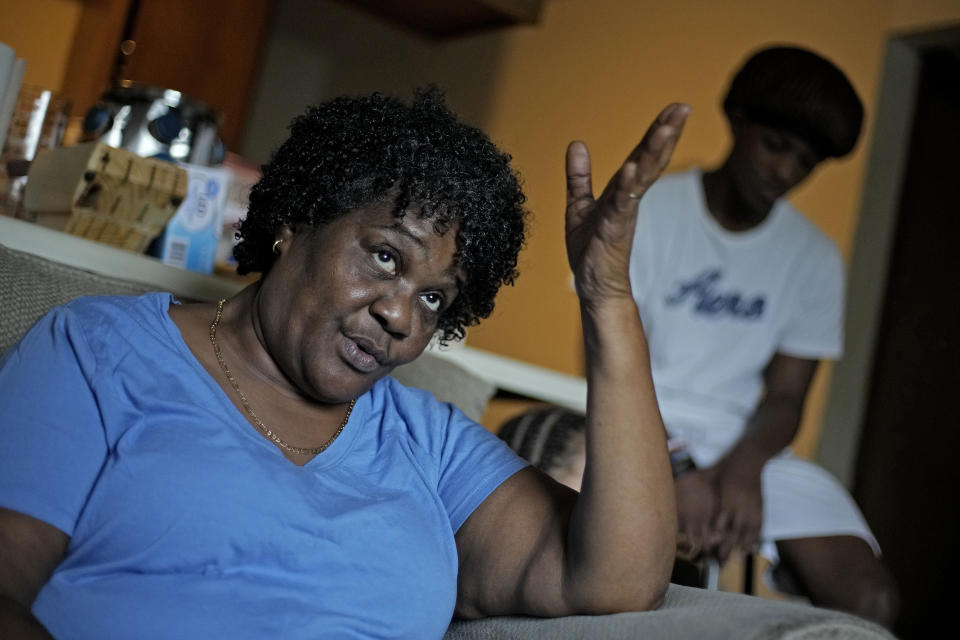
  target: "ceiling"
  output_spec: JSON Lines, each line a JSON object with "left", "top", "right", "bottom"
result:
{"left": 329, "top": 0, "right": 545, "bottom": 40}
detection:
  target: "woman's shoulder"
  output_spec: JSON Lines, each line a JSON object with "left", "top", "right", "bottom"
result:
{"left": 373, "top": 375, "right": 459, "bottom": 427}
{"left": 4, "top": 293, "right": 180, "bottom": 394}
{"left": 60, "top": 291, "right": 173, "bottom": 320}
{"left": 369, "top": 375, "right": 496, "bottom": 451}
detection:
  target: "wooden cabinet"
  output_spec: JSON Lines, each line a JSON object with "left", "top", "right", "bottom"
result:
{"left": 59, "top": 0, "right": 275, "bottom": 153}
{"left": 56, "top": 0, "right": 544, "bottom": 153}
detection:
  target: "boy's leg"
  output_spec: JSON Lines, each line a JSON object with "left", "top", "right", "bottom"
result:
{"left": 776, "top": 535, "right": 899, "bottom": 628}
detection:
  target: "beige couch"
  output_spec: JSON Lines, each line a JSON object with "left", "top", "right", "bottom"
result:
{"left": 0, "top": 235, "right": 895, "bottom": 639}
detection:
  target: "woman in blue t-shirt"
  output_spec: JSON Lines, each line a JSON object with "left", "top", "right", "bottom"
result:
{"left": 0, "top": 88, "right": 688, "bottom": 639}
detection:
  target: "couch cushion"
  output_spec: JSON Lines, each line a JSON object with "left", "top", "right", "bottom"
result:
{"left": 0, "top": 243, "right": 156, "bottom": 354}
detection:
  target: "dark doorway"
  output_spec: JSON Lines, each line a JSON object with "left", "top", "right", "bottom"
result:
{"left": 853, "top": 45, "right": 960, "bottom": 639}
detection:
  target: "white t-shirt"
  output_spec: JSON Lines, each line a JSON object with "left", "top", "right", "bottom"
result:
{"left": 630, "top": 168, "right": 845, "bottom": 463}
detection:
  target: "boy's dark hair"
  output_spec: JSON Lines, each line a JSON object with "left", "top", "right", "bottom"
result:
{"left": 234, "top": 87, "right": 528, "bottom": 342}
{"left": 723, "top": 45, "right": 864, "bottom": 158}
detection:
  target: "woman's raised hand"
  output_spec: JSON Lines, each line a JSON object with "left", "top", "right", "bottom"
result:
{"left": 564, "top": 103, "right": 689, "bottom": 307}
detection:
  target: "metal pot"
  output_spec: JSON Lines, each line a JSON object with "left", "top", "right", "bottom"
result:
{"left": 82, "top": 83, "right": 224, "bottom": 166}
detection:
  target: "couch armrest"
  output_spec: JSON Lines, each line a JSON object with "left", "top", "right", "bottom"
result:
{"left": 444, "top": 584, "right": 894, "bottom": 639}
{"left": 391, "top": 352, "right": 496, "bottom": 424}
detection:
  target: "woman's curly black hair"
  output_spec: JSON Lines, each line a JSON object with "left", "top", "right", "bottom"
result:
{"left": 234, "top": 87, "right": 528, "bottom": 342}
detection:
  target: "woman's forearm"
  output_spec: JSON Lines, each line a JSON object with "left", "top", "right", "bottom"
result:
{"left": 563, "top": 297, "right": 676, "bottom": 612}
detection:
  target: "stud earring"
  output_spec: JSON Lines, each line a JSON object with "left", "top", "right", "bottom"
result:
{"left": 272, "top": 239, "right": 283, "bottom": 254}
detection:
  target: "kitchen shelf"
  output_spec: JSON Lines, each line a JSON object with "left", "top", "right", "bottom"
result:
{"left": 1, "top": 214, "right": 586, "bottom": 412}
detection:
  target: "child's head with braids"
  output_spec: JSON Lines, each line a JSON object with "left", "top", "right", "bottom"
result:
{"left": 497, "top": 405, "right": 587, "bottom": 491}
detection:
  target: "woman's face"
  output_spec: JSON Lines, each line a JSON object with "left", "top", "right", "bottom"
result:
{"left": 257, "top": 201, "right": 462, "bottom": 404}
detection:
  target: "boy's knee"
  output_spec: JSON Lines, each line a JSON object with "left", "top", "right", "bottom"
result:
{"left": 850, "top": 573, "right": 899, "bottom": 629}
{"left": 818, "top": 568, "right": 899, "bottom": 629}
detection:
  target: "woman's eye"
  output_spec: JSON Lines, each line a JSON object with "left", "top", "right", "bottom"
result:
{"left": 374, "top": 250, "right": 397, "bottom": 275}
{"left": 420, "top": 292, "right": 443, "bottom": 313}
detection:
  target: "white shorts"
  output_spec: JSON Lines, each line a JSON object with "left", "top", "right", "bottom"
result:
{"left": 758, "top": 452, "right": 881, "bottom": 564}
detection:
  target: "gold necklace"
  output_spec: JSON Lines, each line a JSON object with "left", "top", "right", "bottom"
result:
{"left": 209, "top": 298, "right": 356, "bottom": 456}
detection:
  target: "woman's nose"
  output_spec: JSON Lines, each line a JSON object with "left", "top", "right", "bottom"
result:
{"left": 369, "top": 293, "right": 413, "bottom": 339}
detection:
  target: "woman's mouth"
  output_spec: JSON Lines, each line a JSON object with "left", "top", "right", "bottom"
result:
{"left": 340, "top": 334, "right": 383, "bottom": 373}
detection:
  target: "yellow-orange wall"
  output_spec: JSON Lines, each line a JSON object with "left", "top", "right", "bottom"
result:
{"left": 467, "top": 0, "right": 960, "bottom": 375}
{"left": 0, "top": 0, "right": 82, "bottom": 91}
{"left": 3, "top": 0, "right": 960, "bottom": 456}
{"left": 448, "top": 0, "right": 960, "bottom": 455}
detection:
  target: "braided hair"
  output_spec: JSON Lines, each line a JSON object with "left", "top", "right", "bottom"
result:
{"left": 498, "top": 405, "right": 586, "bottom": 480}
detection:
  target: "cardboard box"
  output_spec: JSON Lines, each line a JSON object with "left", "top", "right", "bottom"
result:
{"left": 23, "top": 141, "right": 187, "bottom": 252}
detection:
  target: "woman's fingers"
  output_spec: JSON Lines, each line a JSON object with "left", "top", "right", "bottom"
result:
{"left": 613, "top": 103, "right": 689, "bottom": 208}
{"left": 627, "top": 102, "right": 690, "bottom": 167}
{"left": 565, "top": 140, "right": 595, "bottom": 226}
{"left": 610, "top": 161, "right": 642, "bottom": 213}
{"left": 568, "top": 103, "right": 689, "bottom": 219}
{"left": 610, "top": 105, "right": 689, "bottom": 213}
